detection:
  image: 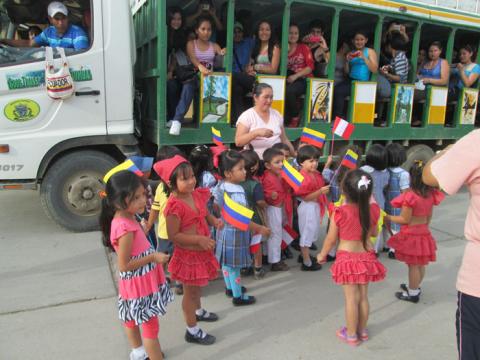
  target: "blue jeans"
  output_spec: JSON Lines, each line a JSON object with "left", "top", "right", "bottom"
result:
{"left": 173, "top": 79, "right": 197, "bottom": 122}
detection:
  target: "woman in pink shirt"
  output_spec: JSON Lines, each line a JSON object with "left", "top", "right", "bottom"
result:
{"left": 235, "top": 83, "right": 294, "bottom": 159}
{"left": 423, "top": 129, "right": 480, "bottom": 360}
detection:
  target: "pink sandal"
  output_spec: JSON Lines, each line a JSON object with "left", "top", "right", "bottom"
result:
{"left": 358, "top": 328, "right": 369, "bottom": 341}
{"left": 336, "top": 326, "right": 361, "bottom": 346}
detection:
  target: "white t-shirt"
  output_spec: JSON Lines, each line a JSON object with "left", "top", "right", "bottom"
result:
{"left": 236, "top": 107, "right": 284, "bottom": 159}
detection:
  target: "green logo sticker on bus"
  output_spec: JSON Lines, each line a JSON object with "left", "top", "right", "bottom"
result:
{"left": 4, "top": 99, "right": 40, "bottom": 122}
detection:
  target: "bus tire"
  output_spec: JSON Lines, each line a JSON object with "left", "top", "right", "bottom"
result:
{"left": 403, "top": 144, "right": 434, "bottom": 171}
{"left": 40, "top": 150, "right": 118, "bottom": 232}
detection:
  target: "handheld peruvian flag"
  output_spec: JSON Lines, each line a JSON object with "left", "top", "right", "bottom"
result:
{"left": 250, "top": 233, "right": 262, "bottom": 254}
{"left": 333, "top": 116, "right": 355, "bottom": 140}
{"left": 281, "top": 224, "right": 298, "bottom": 249}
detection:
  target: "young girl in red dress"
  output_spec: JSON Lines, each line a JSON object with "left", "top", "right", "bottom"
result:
{"left": 155, "top": 155, "right": 223, "bottom": 345}
{"left": 317, "top": 169, "right": 387, "bottom": 346}
{"left": 386, "top": 161, "right": 444, "bottom": 303}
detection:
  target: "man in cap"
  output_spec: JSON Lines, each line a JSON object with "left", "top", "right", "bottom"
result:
{"left": 0, "top": 1, "right": 89, "bottom": 50}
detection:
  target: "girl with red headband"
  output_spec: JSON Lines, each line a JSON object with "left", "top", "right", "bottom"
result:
{"left": 155, "top": 155, "right": 223, "bottom": 346}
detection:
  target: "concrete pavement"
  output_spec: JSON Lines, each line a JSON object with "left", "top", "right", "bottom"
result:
{"left": 0, "top": 189, "right": 469, "bottom": 359}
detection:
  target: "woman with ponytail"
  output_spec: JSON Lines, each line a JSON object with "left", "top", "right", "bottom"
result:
{"left": 317, "top": 169, "right": 387, "bottom": 346}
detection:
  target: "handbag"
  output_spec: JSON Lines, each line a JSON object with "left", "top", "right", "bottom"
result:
{"left": 176, "top": 64, "right": 197, "bottom": 83}
{"left": 45, "top": 47, "right": 75, "bottom": 100}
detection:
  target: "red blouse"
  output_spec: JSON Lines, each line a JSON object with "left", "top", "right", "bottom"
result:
{"left": 295, "top": 169, "right": 328, "bottom": 217}
{"left": 334, "top": 203, "right": 381, "bottom": 241}
{"left": 164, "top": 188, "right": 211, "bottom": 237}
{"left": 287, "top": 43, "right": 314, "bottom": 77}
{"left": 391, "top": 189, "right": 444, "bottom": 216}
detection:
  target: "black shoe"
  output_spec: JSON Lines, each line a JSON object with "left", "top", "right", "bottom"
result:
{"left": 395, "top": 291, "right": 420, "bottom": 303}
{"left": 326, "top": 255, "right": 336, "bottom": 262}
{"left": 382, "top": 247, "right": 390, "bottom": 253}
{"left": 297, "top": 254, "right": 316, "bottom": 264}
{"left": 232, "top": 295, "right": 256, "bottom": 306}
{"left": 388, "top": 251, "right": 396, "bottom": 259}
{"left": 400, "top": 283, "right": 422, "bottom": 294}
{"left": 310, "top": 243, "right": 318, "bottom": 251}
{"left": 262, "top": 255, "right": 269, "bottom": 265}
{"left": 195, "top": 310, "right": 219, "bottom": 322}
{"left": 240, "top": 267, "right": 254, "bottom": 276}
{"left": 225, "top": 286, "right": 247, "bottom": 298}
{"left": 185, "top": 329, "right": 216, "bottom": 345}
{"left": 290, "top": 241, "right": 301, "bottom": 251}
{"left": 270, "top": 261, "right": 289, "bottom": 271}
{"left": 284, "top": 247, "right": 294, "bottom": 259}
{"left": 301, "top": 262, "right": 322, "bottom": 271}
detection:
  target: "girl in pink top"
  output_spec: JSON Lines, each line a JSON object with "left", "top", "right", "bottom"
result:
{"left": 317, "top": 169, "right": 386, "bottom": 346}
{"left": 100, "top": 171, "right": 172, "bottom": 360}
{"left": 386, "top": 161, "right": 444, "bottom": 303}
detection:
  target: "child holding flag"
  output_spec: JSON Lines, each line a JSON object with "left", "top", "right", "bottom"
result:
{"left": 213, "top": 150, "right": 270, "bottom": 305}
{"left": 261, "top": 148, "right": 293, "bottom": 271}
{"left": 294, "top": 145, "right": 330, "bottom": 271}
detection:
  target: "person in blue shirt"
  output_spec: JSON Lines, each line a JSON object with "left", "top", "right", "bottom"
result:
{"left": 0, "top": 1, "right": 89, "bottom": 50}
{"left": 450, "top": 44, "right": 480, "bottom": 96}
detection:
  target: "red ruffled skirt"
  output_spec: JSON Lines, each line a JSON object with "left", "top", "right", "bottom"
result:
{"left": 168, "top": 247, "right": 219, "bottom": 287}
{"left": 387, "top": 224, "right": 436, "bottom": 265}
{"left": 330, "top": 250, "right": 387, "bottom": 285}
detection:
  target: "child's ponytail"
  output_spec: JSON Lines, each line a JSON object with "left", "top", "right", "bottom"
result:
{"left": 341, "top": 169, "right": 374, "bottom": 250}
{"left": 100, "top": 196, "right": 115, "bottom": 251}
{"left": 410, "top": 160, "right": 432, "bottom": 197}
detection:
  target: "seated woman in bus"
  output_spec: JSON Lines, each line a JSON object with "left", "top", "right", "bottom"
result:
{"left": 235, "top": 83, "right": 294, "bottom": 159}
{"left": 415, "top": 41, "right": 450, "bottom": 100}
{"left": 285, "top": 23, "right": 315, "bottom": 127}
{"left": 231, "top": 20, "right": 280, "bottom": 122}
{"left": 168, "top": 15, "right": 225, "bottom": 136}
{"left": 302, "top": 19, "right": 330, "bottom": 78}
{"left": 166, "top": 6, "right": 187, "bottom": 122}
{"left": 333, "top": 31, "right": 378, "bottom": 119}
{"left": 449, "top": 45, "right": 480, "bottom": 98}
{"left": 377, "top": 31, "right": 409, "bottom": 98}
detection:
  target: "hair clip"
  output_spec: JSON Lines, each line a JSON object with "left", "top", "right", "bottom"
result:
{"left": 98, "top": 190, "right": 107, "bottom": 199}
{"left": 414, "top": 159, "right": 424, "bottom": 167}
{"left": 357, "top": 175, "right": 371, "bottom": 190}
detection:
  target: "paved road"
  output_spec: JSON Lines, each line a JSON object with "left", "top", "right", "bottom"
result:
{"left": 0, "top": 189, "right": 469, "bottom": 359}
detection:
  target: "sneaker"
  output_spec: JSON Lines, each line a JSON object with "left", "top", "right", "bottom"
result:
{"left": 225, "top": 286, "right": 247, "bottom": 298}
{"left": 336, "top": 326, "right": 361, "bottom": 346}
{"left": 283, "top": 247, "right": 294, "bottom": 259}
{"left": 195, "top": 310, "right": 219, "bottom": 322}
{"left": 388, "top": 250, "right": 396, "bottom": 259}
{"left": 165, "top": 120, "right": 174, "bottom": 128}
{"left": 395, "top": 290, "right": 420, "bottom": 303}
{"left": 254, "top": 267, "right": 266, "bottom": 279}
{"left": 310, "top": 243, "right": 318, "bottom": 251}
{"left": 271, "top": 261, "right": 289, "bottom": 271}
{"left": 129, "top": 349, "right": 148, "bottom": 360}
{"left": 169, "top": 120, "right": 181, "bottom": 136}
{"left": 400, "top": 283, "right": 422, "bottom": 294}
{"left": 301, "top": 262, "right": 322, "bottom": 271}
{"left": 326, "top": 255, "right": 336, "bottom": 262}
{"left": 184, "top": 329, "right": 216, "bottom": 345}
{"left": 358, "top": 328, "right": 369, "bottom": 341}
{"left": 232, "top": 295, "right": 256, "bottom": 306}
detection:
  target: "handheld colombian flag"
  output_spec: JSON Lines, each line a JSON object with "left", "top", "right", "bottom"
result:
{"left": 212, "top": 127, "right": 223, "bottom": 146}
{"left": 340, "top": 150, "right": 359, "bottom": 169}
{"left": 222, "top": 192, "right": 254, "bottom": 231}
{"left": 281, "top": 160, "right": 304, "bottom": 191}
{"left": 300, "top": 127, "right": 326, "bottom": 149}
{"left": 281, "top": 224, "right": 298, "bottom": 249}
{"left": 333, "top": 116, "right": 355, "bottom": 140}
{"left": 103, "top": 160, "right": 143, "bottom": 183}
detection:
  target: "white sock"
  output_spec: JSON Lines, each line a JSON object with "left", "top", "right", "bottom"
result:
{"left": 195, "top": 308, "right": 210, "bottom": 317}
{"left": 131, "top": 345, "right": 146, "bottom": 359}
{"left": 303, "top": 257, "right": 312, "bottom": 267}
{"left": 187, "top": 325, "right": 206, "bottom": 338}
{"left": 407, "top": 288, "right": 421, "bottom": 296}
